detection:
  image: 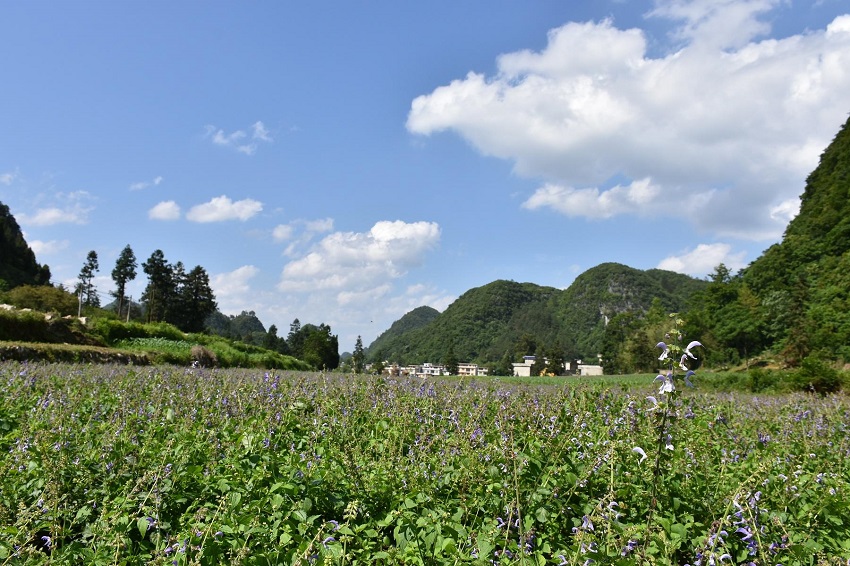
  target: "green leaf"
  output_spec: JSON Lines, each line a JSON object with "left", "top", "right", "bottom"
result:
{"left": 137, "top": 517, "right": 149, "bottom": 538}
{"left": 535, "top": 507, "right": 550, "bottom": 524}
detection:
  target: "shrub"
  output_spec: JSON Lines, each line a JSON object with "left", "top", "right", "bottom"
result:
{"left": 191, "top": 345, "right": 218, "bottom": 368}
{"left": 1, "top": 285, "right": 78, "bottom": 315}
{"left": 792, "top": 356, "right": 842, "bottom": 394}
{"left": 90, "top": 319, "right": 185, "bottom": 345}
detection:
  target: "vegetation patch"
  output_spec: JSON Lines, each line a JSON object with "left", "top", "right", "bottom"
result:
{"left": 1, "top": 361, "right": 849, "bottom": 564}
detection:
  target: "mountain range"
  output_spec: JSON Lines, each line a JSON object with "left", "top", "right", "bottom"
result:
{"left": 368, "top": 114, "right": 850, "bottom": 368}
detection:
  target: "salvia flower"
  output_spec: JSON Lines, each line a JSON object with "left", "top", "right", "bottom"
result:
{"left": 632, "top": 446, "right": 648, "bottom": 463}
{"left": 655, "top": 373, "right": 675, "bottom": 394}
{"left": 684, "top": 340, "right": 703, "bottom": 359}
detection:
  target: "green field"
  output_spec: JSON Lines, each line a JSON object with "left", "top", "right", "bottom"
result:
{"left": 1, "top": 362, "right": 848, "bottom": 565}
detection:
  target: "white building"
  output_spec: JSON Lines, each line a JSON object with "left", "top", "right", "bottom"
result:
{"left": 512, "top": 355, "right": 603, "bottom": 377}
{"left": 457, "top": 363, "right": 489, "bottom": 377}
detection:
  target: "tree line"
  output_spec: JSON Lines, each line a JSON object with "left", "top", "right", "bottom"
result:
{"left": 0, "top": 233, "right": 341, "bottom": 370}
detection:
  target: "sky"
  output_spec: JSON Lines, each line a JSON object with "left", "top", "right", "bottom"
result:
{"left": 1, "top": 1, "right": 849, "bottom": 352}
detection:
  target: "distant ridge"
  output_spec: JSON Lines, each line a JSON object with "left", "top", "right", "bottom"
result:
{"left": 367, "top": 264, "right": 706, "bottom": 365}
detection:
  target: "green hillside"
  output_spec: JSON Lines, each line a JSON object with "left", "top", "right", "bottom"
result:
{"left": 0, "top": 202, "right": 51, "bottom": 289}
{"left": 367, "top": 305, "right": 439, "bottom": 358}
{"left": 368, "top": 267, "right": 706, "bottom": 365}
{"left": 741, "top": 114, "right": 850, "bottom": 363}
{"left": 553, "top": 263, "right": 709, "bottom": 358}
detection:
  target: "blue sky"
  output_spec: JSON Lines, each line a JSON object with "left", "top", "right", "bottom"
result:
{"left": 2, "top": 1, "right": 848, "bottom": 352}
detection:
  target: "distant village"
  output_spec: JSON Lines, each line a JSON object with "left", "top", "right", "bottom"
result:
{"left": 371, "top": 355, "right": 603, "bottom": 378}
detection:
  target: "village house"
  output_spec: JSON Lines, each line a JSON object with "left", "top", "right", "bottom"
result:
{"left": 511, "top": 356, "right": 603, "bottom": 377}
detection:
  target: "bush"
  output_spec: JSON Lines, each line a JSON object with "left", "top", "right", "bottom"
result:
{"left": 90, "top": 319, "right": 185, "bottom": 345}
{"left": 191, "top": 345, "right": 218, "bottom": 368}
{"left": 0, "top": 309, "right": 48, "bottom": 341}
{"left": 792, "top": 356, "right": 842, "bottom": 394}
{"left": 1, "top": 285, "right": 78, "bottom": 315}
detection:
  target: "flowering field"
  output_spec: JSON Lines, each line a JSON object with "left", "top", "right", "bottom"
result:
{"left": 1, "top": 362, "right": 849, "bottom": 565}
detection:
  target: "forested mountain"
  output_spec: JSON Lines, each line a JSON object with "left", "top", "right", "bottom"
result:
{"left": 367, "top": 266, "right": 705, "bottom": 365}
{"left": 367, "top": 305, "right": 439, "bottom": 357}
{"left": 370, "top": 117, "right": 850, "bottom": 371}
{"left": 0, "top": 201, "right": 51, "bottom": 290}
{"left": 738, "top": 114, "right": 850, "bottom": 363}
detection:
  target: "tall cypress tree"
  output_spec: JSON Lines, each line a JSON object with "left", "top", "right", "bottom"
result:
{"left": 141, "top": 250, "right": 173, "bottom": 323}
{"left": 76, "top": 250, "right": 100, "bottom": 308}
{"left": 110, "top": 244, "right": 137, "bottom": 320}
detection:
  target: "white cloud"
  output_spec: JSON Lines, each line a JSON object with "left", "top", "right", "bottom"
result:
{"left": 274, "top": 218, "right": 336, "bottom": 254}
{"left": 0, "top": 172, "right": 15, "bottom": 185}
{"left": 522, "top": 178, "right": 661, "bottom": 218}
{"left": 148, "top": 200, "right": 181, "bottom": 221}
{"left": 407, "top": 10, "right": 850, "bottom": 241}
{"left": 769, "top": 197, "right": 800, "bottom": 224}
{"left": 28, "top": 239, "right": 69, "bottom": 256}
{"left": 272, "top": 224, "right": 294, "bottom": 242}
{"left": 657, "top": 243, "right": 747, "bottom": 276}
{"left": 186, "top": 195, "right": 263, "bottom": 223}
{"left": 252, "top": 121, "right": 272, "bottom": 142}
{"left": 337, "top": 284, "right": 392, "bottom": 306}
{"left": 130, "top": 176, "right": 163, "bottom": 191}
{"left": 304, "top": 218, "right": 334, "bottom": 233}
{"left": 278, "top": 220, "right": 441, "bottom": 293}
{"left": 205, "top": 121, "right": 273, "bottom": 155}
{"left": 649, "top": 0, "right": 779, "bottom": 49}
{"left": 211, "top": 265, "right": 259, "bottom": 300}
{"left": 17, "top": 191, "right": 94, "bottom": 226}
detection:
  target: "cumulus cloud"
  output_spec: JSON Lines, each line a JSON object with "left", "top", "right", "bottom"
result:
{"left": 211, "top": 265, "right": 259, "bottom": 300}
{"left": 522, "top": 178, "right": 661, "bottom": 219}
{"left": 186, "top": 195, "right": 263, "bottom": 223}
{"left": 16, "top": 191, "right": 94, "bottom": 226}
{"left": 274, "top": 218, "right": 337, "bottom": 254}
{"left": 205, "top": 121, "right": 273, "bottom": 155}
{"left": 407, "top": 7, "right": 850, "bottom": 241}
{"left": 148, "top": 200, "right": 181, "bottom": 220}
{"left": 657, "top": 243, "right": 747, "bottom": 276}
{"left": 278, "top": 220, "right": 441, "bottom": 293}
